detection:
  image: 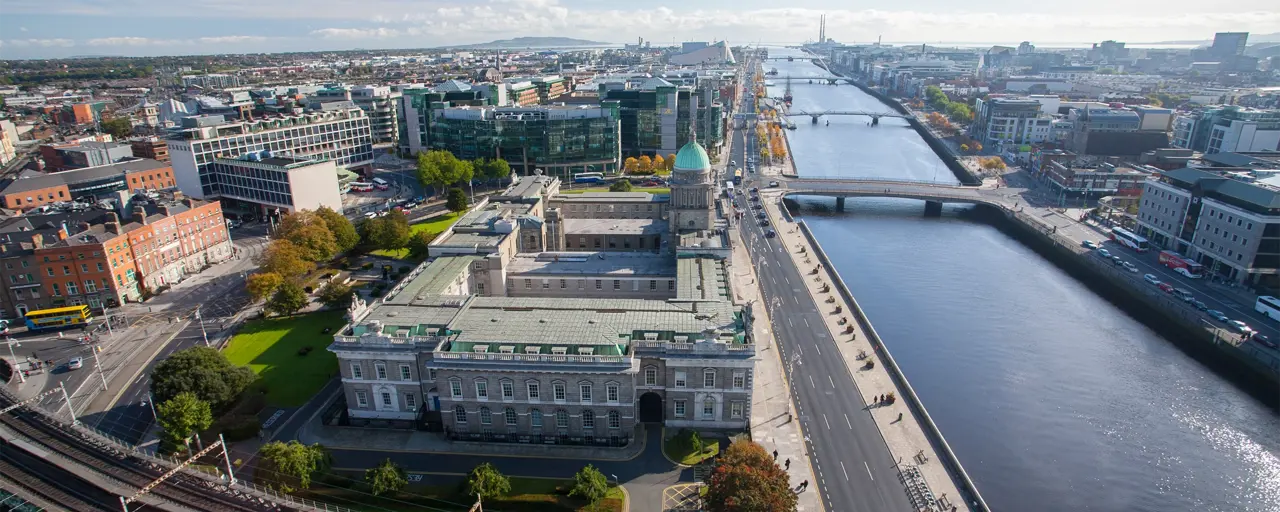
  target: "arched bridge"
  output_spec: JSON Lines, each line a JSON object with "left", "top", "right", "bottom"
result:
{"left": 770, "top": 176, "right": 1015, "bottom": 213}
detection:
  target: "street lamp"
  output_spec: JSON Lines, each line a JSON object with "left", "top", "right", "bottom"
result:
{"left": 4, "top": 337, "right": 23, "bottom": 383}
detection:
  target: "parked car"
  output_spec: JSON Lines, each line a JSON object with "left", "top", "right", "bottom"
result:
{"left": 756, "top": 212, "right": 768, "bottom": 219}
{"left": 759, "top": 220, "right": 770, "bottom": 227}
{"left": 1206, "top": 309, "right": 1229, "bottom": 322}
{"left": 1143, "top": 274, "right": 1161, "bottom": 285}
{"left": 1122, "top": 262, "right": 1139, "bottom": 273}
{"left": 765, "top": 229, "right": 776, "bottom": 238}
{"left": 1082, "top": 240, "right": 1098, "bottom": 249}
{"left": 67, "top": 357, "right": 83, "bottom": 370}
{"left": 1158, "top": 282, "right": 1174, "bottom": 293}
{"left": 1253, "top": 334, "right": 1277, "bottom": 349}
{"left": 768, "top": 181, "right": 780, "bottom": 187}
{"left": 1098, "top": 248, "right": 1112, "bottom": 258}
{"left": 363, "top": 212, "right": 377, "bottom": 219}
{"left": 1172, "top": 288, "right": 1195, "bottom": 302}
{"left": 1112, "top": 256, "right": 1123, "bottom": 265}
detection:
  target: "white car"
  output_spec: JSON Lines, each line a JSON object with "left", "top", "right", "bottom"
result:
{"left": 67, "top": 357, "right": 83, "bottom": 370}
{"left": 1122, "top": 262, "right": 1139, "bottom": 273}
{"left": 1174, "top": 267, "right": 1201, "bottom": 279}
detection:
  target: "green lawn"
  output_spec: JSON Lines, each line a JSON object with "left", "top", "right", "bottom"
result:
{"left": 371, "top": 212, "right": 462, "bottom": 259}
{"left": 299, "top": 475, "right": 625, "bottom": 512}
{"left": 223, "top": 310, "right": 347, "bottom": 407}
{"left": 664, "top": 433, "right": 720, "bottom": 466}
{"left": 560, "top": 187, "right": 670, "bottom": 195}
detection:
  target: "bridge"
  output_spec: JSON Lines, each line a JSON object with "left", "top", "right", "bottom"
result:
{"left": 766, "top": 74, "right": 857, "bottom": 85}
{"left": 784, "top": 109, "right": 909, "bottom": 124}
{"left": 769, "top": 176, "right": 1015, "bottom": 214}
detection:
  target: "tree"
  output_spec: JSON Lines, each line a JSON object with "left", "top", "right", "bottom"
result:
{"left": 266, "top": 281, "right": 308, "bottom": 317}
{"left": 651, "top": 154, "right": 665, "bottom": 173}
{"left": 365, "top": 458, "right": 408, "bottom": 497}
{"left": 361, "top": 211, "right": 411, "bottom": 252}
{"left": 465, "top": 463, "right": 510, "bottom": 501}
{"left": 623, "top": 157, "right": 639, "bottom": 174}
{"left": 317, "top": 281, "right": 354, "bottom": 310}
{"left": 257, "top": 240, "right": 315, "bottom": 280}
{"left": 476, "top": 157, "right": 511, "bottom": 182}
{"left": 664, "top": 153, "right": 677, "bottom": 174}
{"left": 246, "top": 272, "right": 284, "bottom": 301}
{"left": 609, "top": 180, "right": 633, "bottom": 192}
{"left": 446, "top": 187, "right": 469, "bottom": 212}
{"left": 315, "top": 206, "right": 359, "bottom": 254}
{"left": 150, "top": 346, "right": 255, "bottom": 410}
{"left": 945, "top": 102, "right": 973, "bottom": 122}
{"left": 704, "top": 440, "right": 797, "bottom": 512}
{"left": 156, "top": 392, "right": 212, "bottom": 450}
{"left": 101, "top": 117, "right": 133, "bottom": 140}
{"left": 569, "top": 464, "right": 609, "bottom": 505}
{"left": 258, "top": 441, "right": 330, "bottom": 492}
{"left": 416, "top": 150, "right": 474, "bottom": 195}
{"left": 638, "top": 155, "right": 653, "bottom": 173}
{"left": 275, "top": 211, "right": 338, "bottom": 262}
{"left": 406, "top": 230, "right": 437, "bottom": 261}
{"left": 960, "top": 144, "right": 970, "bottom": 153}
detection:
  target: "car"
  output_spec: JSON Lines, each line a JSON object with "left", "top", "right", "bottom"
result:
{"left": 765, "top": 229, "right": 776, "bottom": 238}
{"left": 731, "top": 160, "right": 737, "bottom": 167}
{"left": 768, "top": 181, "right": 779, "bottom": 187}
{"left": 1143, "top": 274, "right": 1160, "bottom": 285}
{"left": 1112, "top": 256, "right": 1123, "bottom": 265}
{"left": 1228, "top": 320, "right": 1254, "bottom": 334}
{"left": 1192, "top": 300, "right": 1208, "bottom": 311}
{"left": 753, "top": 203, "right": 763, "bottom": 210}
{"left": 1253, "top": 334, "right": 1277, "bottom": 349}
{"left": 1172, "top": 288, "right": 1195, "bottom": 302}
{"left": 757, "top": 212, "right": 768, "bottom": 219}
{"left": 1122, "top": 261, "right": 1139, "bottom": 273}
{"left": 750, "top": 187, "right": 759, "bottom": 193}
{"left": 759, "top": 220, "right": 769, "bottom": 227}
{"left": 225, "top": 220, "right": 242, "bottom": 229}
{"left": 1174, "top": 267, "right": 1201, "bottom": 279}
{"left": 67, "top": 357, "right": 83, "bottom": 370}
{"left": 1158, "top": 282, "right": 1174, "bottom": 293}
{"left": 363, "top": 212, "right": 377, "bottom": 219}
{"left": 1098, "top": 248, "right": 1112, "bottom": 258}
{"left": 403, "top": 202, "right": 418, "bottom": 209}
{"left": 1206, "top": 309, "right": 1229, "bottom": 322}
{"left": 1082, "top": 240, "right": 1098, "bottom": 249}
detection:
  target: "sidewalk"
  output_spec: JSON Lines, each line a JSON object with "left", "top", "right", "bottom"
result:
{"left": 762, "top": 192, "right": 973, "bottom": 511}
{"left": 729, "top": 227, "right": 824, "bottom": 512}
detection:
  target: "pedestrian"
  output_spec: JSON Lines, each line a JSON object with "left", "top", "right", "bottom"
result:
{"left": 802, "top": 480, "right": 809, "bottom": 490}
{"left": 785, "top": 458, "right": 791, "bottom": 469}
{"left": 773, "top": 449, "right": 778, "bottom": 460}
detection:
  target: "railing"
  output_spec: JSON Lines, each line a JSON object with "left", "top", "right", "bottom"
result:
{"left": 633, "top": 340, "right": 754, "bottom": 351}
{"left": 783, "top": 176, "right": 972, "bottom": 187}
{"left": 434, "top": 352, "right": 632, "bottom": 364}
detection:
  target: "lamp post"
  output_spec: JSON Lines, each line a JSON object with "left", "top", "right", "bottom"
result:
{"left": 4, "top": 337, "right": 23, "bottom": 383}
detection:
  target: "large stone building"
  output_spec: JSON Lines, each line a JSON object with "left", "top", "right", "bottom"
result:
{"left": 329, "top": 141, "right": 752, "bottom": 445}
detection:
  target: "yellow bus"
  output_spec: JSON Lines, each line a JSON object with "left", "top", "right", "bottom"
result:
{"left": 24, "top": 305, "right": 93, "bottom": 332}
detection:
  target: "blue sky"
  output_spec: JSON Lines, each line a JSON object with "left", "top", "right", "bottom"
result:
{"left": 1, "top": 0, "right": 1277, "bottom": 59}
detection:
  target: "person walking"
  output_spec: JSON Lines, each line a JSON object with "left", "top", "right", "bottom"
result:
{"left": 773, "top": 449, "right": 779, "bottom": 461}
{"left": 784, "top": 458, "right": 791, "bottom": 470}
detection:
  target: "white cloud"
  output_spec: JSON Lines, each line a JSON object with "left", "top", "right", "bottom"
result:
{"left": 19, "top": 27, "right": 29, "bottom": 32}
{"left": 311, "top": 27, "right": 404, "bottom": 39}
{"left": 2, "top": 38, "right": 75, "bottom": 47}
{"left": 87, "top": 36, "right": 157, "bottom": 46}
{"left": 197, "top": 35, "right": 270, "bottom": 44}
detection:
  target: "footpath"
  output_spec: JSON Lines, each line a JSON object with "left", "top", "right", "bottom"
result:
{"left": 729, "top": 226, "right": 824, "bottom": 512}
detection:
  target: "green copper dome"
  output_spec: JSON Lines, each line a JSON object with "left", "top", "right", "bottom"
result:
{"left": 673, "top": 141, "right": 711, "bottom": 173}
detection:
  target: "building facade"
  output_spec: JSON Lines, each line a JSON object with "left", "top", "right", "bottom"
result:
{"left": 1172, "top": 106, "right": 1280, "bottom": 154}
{"left": 971, "top": 97, "right": 1052, "bottom": 148}
{"left": 1, "top": 158, "right": 177, "bottom": 212}
{"left": 207, "top": 153, "right": 342, "bottom": 214}
{"left": 425, "top": 105, "right": 622, "bottom": 177}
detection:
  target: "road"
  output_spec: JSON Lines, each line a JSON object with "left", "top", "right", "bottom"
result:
{"left": 732, "top": 70, "right": 915, "bottom": 511}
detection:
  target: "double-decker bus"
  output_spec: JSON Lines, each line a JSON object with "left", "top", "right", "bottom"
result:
{"left": 24, "top": 305, "right": 93, "bottom": 332}
{"left": 573, "top": 172, "right": 605, "bottom": 184}
{"left": 1256, "top": 296, "right": 1280, "bottom": 322}
{"left": 1110, "top": 227, "right": 1150, "bottom": 252}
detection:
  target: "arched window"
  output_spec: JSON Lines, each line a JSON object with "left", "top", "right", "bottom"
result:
{"left": 504, "top": 407, "right": 518, "bottom": 425}
{"left": 531, "top": 409, "right": 543, "bottom": 428}
{"left": 609, "top": 410, "right": 621, "bottom": 429}
{"left": 479, "top": 407, "right": 492, "bottom": 425}
{"left": 582, "top": 410, "right": 595, "bottom": 429}
{"left": 455, "top": 405, "right": 467, "bottom": 424}
{"left": 555, "top": 409, "right": 569, "bottom": 429}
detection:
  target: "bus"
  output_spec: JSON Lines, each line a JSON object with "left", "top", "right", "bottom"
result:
{"left": 349, "top": 182, "right": 374, "bottom": 192}
{"left": 1158, "top": 250, "right": 1204, "bottom": 277}
{"left": 372, "top": 177, "right": 390, "bottom": 191}
{"left": 24, "top": 305, "right": 93, "bottom": 332}
{"left": 733, "top": 168, "right": 743, "bottom": 185}
{"left": 1110, "top": 227, "right": 1150, "bottom": 252}
{"left": 573, "top": 172, "right": 605, "bottom": 184}
{"left": 1257, "top": 296, "right": 1280, "bottom": 322}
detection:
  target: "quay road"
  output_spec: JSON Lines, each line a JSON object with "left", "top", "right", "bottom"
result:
{"left": 729, "top": 110, "right": 916, "bottom": 509}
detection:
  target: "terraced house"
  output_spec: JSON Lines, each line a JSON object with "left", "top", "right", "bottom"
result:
{"left": 330, "top": 141, "right": 755, "bottom": 446}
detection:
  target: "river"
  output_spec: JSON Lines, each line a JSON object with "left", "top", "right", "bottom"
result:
{"left": 764, "top": 47, "right": 1280, "bottom": 512}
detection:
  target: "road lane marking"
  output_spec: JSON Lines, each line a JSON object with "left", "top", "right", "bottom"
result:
{"left": 814, "top": 345, "right": 821, "bottom": 355}
{"left": 864, "top": 461, "right": 874, "bottom": 481}
{"left": 787, "top": 318, "right": 793, "bottom": 327}
{"left": 809, "top": 375, "right": 815, "bottom": 388}
{"left": 844, "top": 414, "right": 852, "bottom": 429}
{"left": 803, "top": 317, "right": 810, "bottom": 327}
{"left": 823, "top": 414, "right": 830, "bottom": 429}
{"left": 828, "top": 375, "right": 835, "bottom": 388}
{"left": 840, "top": 461, "right": 849, "bottom": 481}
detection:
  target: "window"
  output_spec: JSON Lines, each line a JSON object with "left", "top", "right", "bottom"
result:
{"left": 732, "top": 372, "right": 745, "bottom": 389}
{"left": 81, "top": 264, "right": 88, "bottom": 272}
{"left": 580, "top": 383, "right": 592, "bottom": 403}
{"left": 405, "top": 394, "right": 417, "bottom": 410}
{"left": 479, "top": 407, "right": 492, "bottom": 425}
{"left": 595, "top": 280, "right": 602, "bottom": 290}
{"left": 62, "top": 266, "right": 70, "bottom": 275}
{"left": 644, "top": 367, "right": 657, "bottom": 386}
{"left": 528, "top": 382, "right": 541, "bottom": 400}
{"left": 65, "top": 282, "right": 78, "bottom": 295}
{"left": 400, "top": 364, "right": 412, "bottom": 380}
{"left": 649, "top": 280, "right": 656, "bottom": 291}
{"left": 450, "top": 379, "right": 463, "bottom": 398}
{"left": 525, "top": 279, "right": 532, "bottom": 289}
{"left": 455, "top": 405, "right": 468, "bottom": 424}
{"left": 375, "top": 363, "right": 387, "bottom": 380}
{"left": 85, "top": 280, "right": 97, "bottom": 293}
{"left": 475, "top": 381, "right": 488, "bottom": 399}
{"left": 607, "top": 384, "right": 619, "bottom": 402}
{"left": 531, "top": 409, "right": 543, "bottom": 428}
{"left": 674, "top": 371, "right": 687, "bottom": 388}
{"left": 381, "top": 392, "right": 393, "bottom": 407}
{"left": 582, "top": 410, "right": 595, "bottom": 429}
{"left": 731, "top": 402, "right": 744, "bottom": 418}
{"left": 613, "top": 280, "right": 620, "bottom": 290}
{"left": 46, "top": 268, "right": 54, "bottom": 277}
{"left": 501, "top": 381, "right": 514, "bottom": 399}
{"left": 428, "top": 368, "right": 437, "bottom": 380}
{"left": 555, "top": 410, "right": 569, "bottom": 429}
{"left": 674, "top": 400, "right": 686, "bottom": 417}
{"left": 505, "top": 408, "right": 517, "bottom": 425}
{"left": 554, "top": 382, "right": 566, "bottom": 401}
{"left": 609, "top": 411, "right": 620, "bottom": 429}
{"left": 355, "top": 391, "right": 368, "bottom": 408}
{"left": 350, "top": 364, "right": 363, "bottom": 380}
{"left": 703, "top": 398, "right": 716, "bottom": 418}
{"left": 669, "top": 281, "right": 675, "bottom": 291}
{"left": 703, "top": 370, "right": 716, "bottom": 388}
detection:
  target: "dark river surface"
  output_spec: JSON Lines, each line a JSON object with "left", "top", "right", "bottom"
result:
{"left": 765, "top": 47, "right": 1280, "bottom": 512}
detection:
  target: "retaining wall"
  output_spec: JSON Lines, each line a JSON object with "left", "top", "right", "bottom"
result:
{"left": 796, "top": 220, "right": 991, "bottom": 512}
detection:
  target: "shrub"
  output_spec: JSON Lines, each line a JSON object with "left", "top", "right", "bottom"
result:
{"left": 362, "top": 262, "right": 374, "bottom": 270}
{"left": 222, "top": 419, "right": 262, "bottom": 441}
{"left": 297, "top": 346, "right": 313, "bottom": 356}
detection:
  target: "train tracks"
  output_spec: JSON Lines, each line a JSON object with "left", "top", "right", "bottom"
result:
{"left": 0, "top": 397, "right": 283, "bottom": 512}
{"left": 0, "top": 441, "right": 120, "bottom": 511}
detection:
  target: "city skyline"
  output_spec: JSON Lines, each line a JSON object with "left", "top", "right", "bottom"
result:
{"left": 1, "top": 0, "right": 1279, "bottom": 59}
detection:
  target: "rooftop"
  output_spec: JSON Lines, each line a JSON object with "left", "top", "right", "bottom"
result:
{"left": 552, "top": 192, "right": 664, "bottom": 203}
{"left": 1, "top": 158, "right": 169, "bottom": 195}
{"left": 676, "top": 257, "right": 730, "bottom": 301}
{"left": 562, "top": 218, "right": 666, "bottom": 236}
{"left": 506, "top": 251, "right": 676, "bottom": 277}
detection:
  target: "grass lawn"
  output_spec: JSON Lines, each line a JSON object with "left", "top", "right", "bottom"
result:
{"left": 223, "top": 310, "right": 347, "bottom": 407}
{"left": 371, "top": 212, "right": 462, "bottom": 259}
{"left": 298, "top": 475, "right": 625, "bottom": 512}
{"left": 664, "top": 432, "right": 720, "bottom": 466}
{"left": 560, "top": 187, "right": 670, "bottom": 195}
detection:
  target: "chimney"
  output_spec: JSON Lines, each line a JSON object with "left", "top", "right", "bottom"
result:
{"left": 31, "top": 234, "right": 43, "bottom": 249}
{"left": 105, "top": 222, "right": 121, "bottom": 235}
{"left": 106, "top": 211, "right": 120, "bottom": 224}
{"left": 132, "top": 205, "right": 147, "bottom": 225}
{"left": 158, "top": 204, "right": 172, "bottom": 216}
{"left": 77, "top": 221, "right": 91, "bottom": 233}
{"left": 172, "top": 190, "right": 184, "bottom": 202}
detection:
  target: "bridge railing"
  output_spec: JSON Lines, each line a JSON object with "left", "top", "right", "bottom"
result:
{"left": 784, "top": 177, "right": 970, "bottom": 186}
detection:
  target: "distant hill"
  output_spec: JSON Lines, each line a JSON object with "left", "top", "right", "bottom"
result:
{"left": 1144, "top": 32, "right": 1280, "bottom": 46}
{"left": 448, "top": 37, "right": 610, "bottom": 49}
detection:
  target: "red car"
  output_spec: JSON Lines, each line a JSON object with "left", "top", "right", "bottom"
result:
{"left": 1158, "top": 282, "right": 1174, "bottom": 293}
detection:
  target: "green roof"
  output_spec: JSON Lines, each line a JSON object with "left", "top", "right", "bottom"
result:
{"left": 673, "top": 141, "right": 710, "bottom": 172}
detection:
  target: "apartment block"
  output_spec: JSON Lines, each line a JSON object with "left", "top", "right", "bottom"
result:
{"left": 123, "top": 196, "right": 233, "bottom": 291}
{"left": 971, "top": 97, "right": 1053, "bottom": 148}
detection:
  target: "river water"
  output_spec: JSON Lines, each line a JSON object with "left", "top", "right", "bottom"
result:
{"left": 765, "top": 47, "right": 1280, "bottom": 512}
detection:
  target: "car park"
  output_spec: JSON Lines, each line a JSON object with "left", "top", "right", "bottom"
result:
{"left": 67, "top": 357, "right": 83, "bottom": 370}
{"left": 1158, "top": 282, "right": 1174, "bottom": 293}
{"left": 1143, "top": 274, "right": 1160, "bottom": 285}
{"left": 1098, "top": 248, "right": 1112, "bottom": 258}
{"left": 1082, "top": 240, "right": 1098, "bottom": 249}
{"left": 1206, "top": 309, "right": 1229, "bottom": 322}
{"left": 1122, "top": 262, "right": 1139, "bottom": 273}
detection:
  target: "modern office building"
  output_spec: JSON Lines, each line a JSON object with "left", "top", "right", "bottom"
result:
{"left": 207, "top": 153, "right": 342, "bottom": 215}
{"left": 166, "top": 104, "right": 373, "bottom": 199}
{"left": 1172, "top": 106, "right": 1280, "bottom": 154}
{"left": 41, "top": 141, "right": 135, "bottom": 172}
{"left": 397, "top": 83, "right": 504, "bottom": 156}
{"left": 971, "top": 97, "right": 1053, "bottom": 148}
{"left": 1066, "top": 107, "right": 1168, "bottom": 156}
{"left": 1210, "top": 32, "right": 1248, "bottom": 59}
{"left": 425, "top": 104, "right": 622, "bottom": 176}
{"left": 599, "top": 78, "right": 703, "bottom": 157}
{"left": 313, "top": 85, "right": 402, "bottom": 145}
{"left": 329, "top": 141, "right": 754, "bottom": 443}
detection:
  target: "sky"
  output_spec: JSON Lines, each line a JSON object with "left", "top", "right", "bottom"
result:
{"left": 1, "top": 0, "right": 1278, "bottom": 60}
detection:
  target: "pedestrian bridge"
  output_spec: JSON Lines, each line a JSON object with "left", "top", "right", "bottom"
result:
{"left": 784, "top": 110, "right": 909, "bottom": 124}
{"left": 772, "top": 176, "right": 1012, "bottom": 212}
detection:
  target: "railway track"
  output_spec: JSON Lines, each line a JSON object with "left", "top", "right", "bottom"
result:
{"left": 0, "top": 402, "right": 282, "bottom": 512}
{"left": 0, "top": 441, "right": 119, "bottom": 511}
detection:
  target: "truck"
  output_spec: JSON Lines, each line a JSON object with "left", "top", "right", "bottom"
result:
{"left": 1158, "top": 250, "right": 1204, "bottom": 277}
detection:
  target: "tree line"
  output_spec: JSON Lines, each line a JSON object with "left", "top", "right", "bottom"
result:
{"left": 924, "top": 86, "right": 974, "bottom": 124}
